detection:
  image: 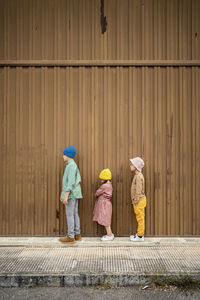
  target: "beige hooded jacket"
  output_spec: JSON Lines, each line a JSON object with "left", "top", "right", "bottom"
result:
{"left": 131, "top": 170, "right": 146, "bottom": 205}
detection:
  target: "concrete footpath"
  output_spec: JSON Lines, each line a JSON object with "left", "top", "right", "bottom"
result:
{"left": 0, "top": 237, "right": 199, "bottom": 288}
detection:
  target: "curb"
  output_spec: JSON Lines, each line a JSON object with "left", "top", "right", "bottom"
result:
{"left": 0, "top": 273, "right": 199, "bottom": 288}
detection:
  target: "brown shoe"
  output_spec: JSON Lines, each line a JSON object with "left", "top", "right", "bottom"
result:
{"left": 59, "top": 236, "right": 75, "bottom": 243}
{"left": 75, "top": 234, "right": 82, "bottom": 241}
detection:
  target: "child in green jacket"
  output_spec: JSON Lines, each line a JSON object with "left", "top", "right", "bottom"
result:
{"left": 59, "top": 146, "right": 82, "bottom": 243}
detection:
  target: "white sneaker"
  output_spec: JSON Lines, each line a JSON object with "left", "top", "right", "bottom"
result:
{"left": 130, "top": 234, "right": 144, "bottom": 242}
{"left": 101, "top": 234, "right": 114, "bottom": 241}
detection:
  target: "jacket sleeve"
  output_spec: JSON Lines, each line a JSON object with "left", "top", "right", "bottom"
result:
{"left": 134, "top": 176, "right": 143, "bottom": 204}
{"left": 131, "top": 180, "right": 134, "bottom": 201}
{"left": 95, "top": 185, "right": 104, "bottom": 197}
{"left": 103, "top": 186, "right": 113, "bottom": 199}
{"left": 63, "top": 164, "right": 76, "bottom": 193}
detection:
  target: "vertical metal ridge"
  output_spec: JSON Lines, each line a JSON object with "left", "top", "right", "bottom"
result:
{"left": 175, "top": 67, "right": 180, "bottom": 235}
{"left": 179, "top": 67, "right": 183, "bottom": 235}
{"left": 196, "top": 67, "right": 200, "bottom": 235}
{"left": 0, "top": 67, "right": 4, "bottom": 233}
{"left": 91, "top": 67, "right": 95, "bottom": 235}
{"left": 154, "top": 67, "right": 158, "bottom": 235}
{"left": 0, "top": 0, "right": 5, "bottom": 59}
{"left": 15, "top": 66, "right": 19, "bottom": 234}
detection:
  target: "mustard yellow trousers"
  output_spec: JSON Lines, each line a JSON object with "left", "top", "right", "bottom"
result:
{"left": 133, "top": 197, "right": 146, "bottom": 237}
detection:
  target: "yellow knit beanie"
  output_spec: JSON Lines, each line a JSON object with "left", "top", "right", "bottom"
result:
{"left": 99, "top": 168, "right": 112, "bottom": 180}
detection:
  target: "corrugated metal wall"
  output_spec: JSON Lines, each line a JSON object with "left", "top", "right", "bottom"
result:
{"left": 0, "top": 0, "right": 199, "bottom": 236}
{"left": 0, "top": 67, "right": 199, "bottom": 236}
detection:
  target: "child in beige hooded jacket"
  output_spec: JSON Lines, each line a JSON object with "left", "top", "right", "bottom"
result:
{"left": 129, "top": 157, "right": 146, "bottom": 241}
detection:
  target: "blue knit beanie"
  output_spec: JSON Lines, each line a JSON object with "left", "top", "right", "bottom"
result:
{"left": 62, "top": 146, "right": 77, "bottom": 158}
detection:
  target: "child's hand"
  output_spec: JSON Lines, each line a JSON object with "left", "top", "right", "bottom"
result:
{"left": 60, "top": 194, "right": 63, "bottom": 202}
{"left": 63, "top": 194, "right": 68, "bottom": 205}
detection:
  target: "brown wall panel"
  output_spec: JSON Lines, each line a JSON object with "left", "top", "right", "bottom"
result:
{"left": 0, "top": 0, "right": 199, "bottom": 61}
{"left": 0, "top": 66, "right": 199, "bottom": 236}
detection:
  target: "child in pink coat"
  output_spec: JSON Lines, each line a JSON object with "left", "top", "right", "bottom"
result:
{"left": 93, "top": 169, "right": 114, "bottom": 241}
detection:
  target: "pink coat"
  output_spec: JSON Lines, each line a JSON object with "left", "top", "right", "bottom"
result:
{"left": 93, "top": 181, "right": 113, "bottom": 227}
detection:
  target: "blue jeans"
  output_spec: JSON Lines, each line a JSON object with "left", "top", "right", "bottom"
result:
{"left": 65, "top": 198, "right": 80, "bottom": 238}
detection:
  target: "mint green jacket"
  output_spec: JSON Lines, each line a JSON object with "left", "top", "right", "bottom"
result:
{"left": 62, "top": 160, "right": 82, "bottom": 200}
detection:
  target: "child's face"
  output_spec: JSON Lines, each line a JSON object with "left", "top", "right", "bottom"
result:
{"left": 130, "top": 163, "right": 136, "bottom": 172}
{"left": 63, "top": 155, "right": 70, "bottom": 162}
